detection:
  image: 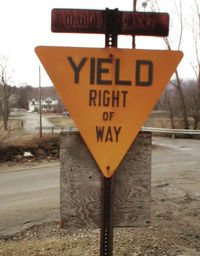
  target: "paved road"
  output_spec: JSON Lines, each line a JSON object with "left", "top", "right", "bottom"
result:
{"left": 152, "top": 137, "right": 200, "bottom": 185}
{"left": 22, "top": 112, "right": 55, "bottom": 133}
{"left": 0, "top": 137, "right": 199, "bottom": 236}
{"left": 152, "top": 137, "right": 200, "bottom": 203}
{"left": 0, "top": 163, "right": 59, "bottom": 236}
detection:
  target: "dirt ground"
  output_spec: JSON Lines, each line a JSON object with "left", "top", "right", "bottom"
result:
{"left": 0, "top": 137, "right": 200, "bottom": 255}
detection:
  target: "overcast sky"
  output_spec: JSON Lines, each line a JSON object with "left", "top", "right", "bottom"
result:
{"left": 0, "top": 0, "right": 198, "bottom": 87}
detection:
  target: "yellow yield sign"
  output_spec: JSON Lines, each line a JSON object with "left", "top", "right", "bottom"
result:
{"left": 35, "top": 47, "right": 183, "bottom": 177}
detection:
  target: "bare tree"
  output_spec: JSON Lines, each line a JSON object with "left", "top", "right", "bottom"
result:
{"left": 189, "top": 0, "right": 200, "bottom": 129}
{"left": 0, "top": 56, "right": 12, "bottom": 130}
{"left": 143, "top": 0, "right": 190, "bottom": 129}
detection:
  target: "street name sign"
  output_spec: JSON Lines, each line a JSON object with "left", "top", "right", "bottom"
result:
{"left": 51, "top": 9, "right": 169, "bottom": 37}
{"left": 35, "top": 46, "right": 183, "bottom": 177}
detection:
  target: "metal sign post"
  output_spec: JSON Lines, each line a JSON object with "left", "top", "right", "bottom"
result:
{"left": 100, "top": 11, "right": 118, "bottom": 255}
{"left": 100, "top": 176, "right": 114, "bottom": 256}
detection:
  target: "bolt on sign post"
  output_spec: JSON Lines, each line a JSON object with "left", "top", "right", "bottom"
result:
{"left": 35, "top": 8, "right": 183, "bottom": 256}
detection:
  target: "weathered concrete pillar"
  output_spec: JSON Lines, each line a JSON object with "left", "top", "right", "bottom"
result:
{"left": 60, "top": 131, "right": 151, "bottom": 228}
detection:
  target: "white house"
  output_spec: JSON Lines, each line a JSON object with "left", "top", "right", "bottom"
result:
{"left": 28, "top": 97, "right": 58, "bottom": 112}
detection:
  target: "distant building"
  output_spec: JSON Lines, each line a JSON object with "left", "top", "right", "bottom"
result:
{"left": 28, "top": 99, "right": 38, "bottom": 112}
{"left": 28, "top": 97, "right": 58, "bottom": 112}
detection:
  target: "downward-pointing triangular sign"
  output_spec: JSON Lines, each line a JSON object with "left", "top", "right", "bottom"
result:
{"left": 35, "top": 47, "right": 183, "bottom": 177}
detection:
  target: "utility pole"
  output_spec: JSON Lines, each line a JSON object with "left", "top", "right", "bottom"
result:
{"left": 39, "top": 66, "right": 42, "bottom": 138}
{"left": 132, "top": 0, "right": 137, "bottom": 48}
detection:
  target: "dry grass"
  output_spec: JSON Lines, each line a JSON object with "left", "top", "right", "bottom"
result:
{"left": 0, "top": 119, "right": 22, "bottom": 131}
{"left": 1, "top": 221, "right": 199, "bottom": 256}
{"left": 47, "top": 116, "right": 76, "bottom": 127}
{"left": 0, "top": 116, "right": 75, "bottom": 145}
{"left": 0, "top": 129, "right": 46, "bottom": 146}
{"left": 0, "top": 226, "right": 100, "bottom": 256}
{"left": 0, "top": 132, "right": 60, "bottom": 163}
{"left": 144, "top": 112, "right": 195, "bottom": 129}
{"left": 0, "top": 120, "right": 25, "bottom": 144}
{"left": 0, "top": 238, "right": 98, "bottom": 256}
{"left": 0, "top": 130, "right": 9, "bottom": 144}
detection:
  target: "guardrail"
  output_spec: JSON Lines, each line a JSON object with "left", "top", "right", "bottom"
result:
{"left": 141, "top": 127, "right": 200, "bottom": 139}
{"left": 35, "top": 126, "right": 78, "bottom": 133}
{"left": 36, "top": 126, "right": 200, "bottom": 138}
